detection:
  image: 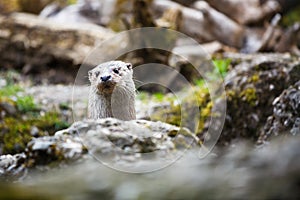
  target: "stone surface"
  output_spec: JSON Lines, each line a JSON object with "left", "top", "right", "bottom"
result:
{"left": 220, "top": 53, "right": 300, "bottom": 145}
{"left": 0, "top": 153, "right": 26, "bottom": 181}
{"left": 0, "top": 118, "right": 199, "bottom": 178}
{"left": 258, "top": 81, "right": 300, "bottom": 144}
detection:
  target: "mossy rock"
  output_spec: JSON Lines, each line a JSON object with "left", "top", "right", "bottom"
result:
{"left": 141, "top": 57, "right": 300, "bottom": 145}
{"left": 258, "top": 81, "right": 300, "bottom": 144}
{"left": 150, "top": 85, "right": 212, "bottom": 138}
{"left": 0, "top": 83, "right": 69, "bottom": 155}
{"left": 220, "top": 61, "right": 294, "bottom": 145}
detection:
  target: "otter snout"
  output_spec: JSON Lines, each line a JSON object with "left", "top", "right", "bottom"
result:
{"left": 100, "top": 75, "right": 111, "bottom": 82}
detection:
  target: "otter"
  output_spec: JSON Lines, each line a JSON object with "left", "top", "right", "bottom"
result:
{"left": 88, "top": 61, "right": 136, "bottom": 120}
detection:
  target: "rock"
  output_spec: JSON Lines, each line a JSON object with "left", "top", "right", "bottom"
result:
{"left": 40, "top": 0, "right": 107, "bottom": 26}
{"left": 0, "top": 118, "right": 198, "bottom": 176}
{"left": 30, "top": 126, "right": 39, "bottom": 137}
{"left": 0, "top": 153, "right": 26, "bottom": 181}
{"left": 0, "top": 102, "right": 17, "bottom": 116}
{"left": 0, "top": 78, "right": 7, "bottom": 88}
{"left": 2, "top": 135, "right": 300, "bottom": 199}
{"left": 26, "top": 134, "right": 84, "bottom": 166}
{"left": 205, "top": 0, "right": 280, "bottom": 25}
{"left": 275, "top": 23, "right": 300, "bottom": 56}
{"left": 59, "top": 119, "right": 199, "bottom": 156}
{"left": 152, "top": 0, "right": 244, "bottom": 47}
{"left": 220, "top": 53, "right": 300, "bottom": 145}
{"left": 258, "top": 81, "right": 300, "bottom": 144}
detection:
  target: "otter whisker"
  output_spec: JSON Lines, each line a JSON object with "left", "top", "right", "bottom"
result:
{"left": 133, "top": 78, "right": 144, "bottom": 84}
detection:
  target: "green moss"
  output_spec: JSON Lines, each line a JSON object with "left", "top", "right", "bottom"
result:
{"left": 249, "top": 74, "right": 259, "bottom": 83}
{"left": 67, "top": 0, "right": 77, "bottom": 4}
{"left": 0, "top": 83, "right": 37, "bottom": 113}
{"left": 38, "top": 112, "right": 69, "bottom": 131}
{"left": 0, "top": 84, "right": 23, "bottom": 96}
{"left": 0, "top": 83, "right": 70, "bottom": 154}
{"left": 16, "top": 95, "right": 37, "bottom": 113}
{"left": 150, "top": 85, "right": 212, "bottom": 135}
{"left": 281, "top": 5, "right": 300, "bottom": 27}
{"left": 226, "top": 90, "right": 236, "bottom": 100}
{"left": 1, "top": 117, "right": 37, "bottom": 154}
{"left": 239, "top": 87, "right": 257, "bottom": 106}
{"left": 194, "top": 79, "right": 207, "bottom": 88}
{"left": 151, "top": 102, "right": 182, "bottom": 127}
{"left": 1, "top": 110, "right": 69, "bottom": 154}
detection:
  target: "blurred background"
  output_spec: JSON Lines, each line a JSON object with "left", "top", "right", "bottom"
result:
{"left": 0, "top": 1, "right": 300, "bottom": 199}
{"left": 0, "top": 0, "right": 299, "bottom": 84}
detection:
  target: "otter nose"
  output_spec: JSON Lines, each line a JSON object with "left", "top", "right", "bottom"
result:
{"left": 100, "top": 75, "right": 111, "bottom": 82}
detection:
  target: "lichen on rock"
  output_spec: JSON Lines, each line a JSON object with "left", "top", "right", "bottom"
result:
{"left": 220, "top": 55, "right": 300, "bottom": 145}
{"left": 0, "top": 80, "right": 70, "bottom": 155}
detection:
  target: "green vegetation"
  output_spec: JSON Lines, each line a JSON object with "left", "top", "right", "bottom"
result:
{"left": 150, "top": 84, "right": 212, "bottom": 135}
{"left": 240, "top": 87, "right": 257, "bottom": 106}
{"left": 249, "top": 74, "right": 259, "bottom": 83}
{"left": 67, "top": 0, "right": 77, "bottom": 4}
{"left": 0, "top": 79, "right": 69, "bottom": 154}
{"left": 153, "top": 92, "right": 164, "bottom": 102}
{"left": 150, "top": 59, "right": 231, "bottom": 136}
{"left": 0, "top": 84, "right": 37, "bottom": 113}
{"left": 194, "top": 58, "right": 230, "bottom": 87}
{"left": 212, "top": 58, "right": 231, "bottom": 78}
{"left": 282, "top": 5, "right": 300, "bottom": 27}
{"left": 195, "top": 79, "right": 206, "bottom": 87}
{"left": 0, "top": 84, "right": 23, "bottom": 96}
{"left": 16, "top": 95, "right": 37, "bottom": 113}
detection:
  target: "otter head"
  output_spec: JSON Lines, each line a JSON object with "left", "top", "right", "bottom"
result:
{"left": 88, "top": 61, "right": 134, "bottom": 96}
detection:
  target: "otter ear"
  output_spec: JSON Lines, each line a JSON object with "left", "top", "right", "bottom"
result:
{"left": 126, "top": 63, "right": 132, "bottom": 70}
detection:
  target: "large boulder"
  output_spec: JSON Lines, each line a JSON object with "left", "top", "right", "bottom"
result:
{"left": 258, "top": 80, "right": 300, "bottom": 144}
{"left": 220, "top": 53, "right": 300, "bottom": 145}
{"left": 1, "top": 118, "right": 199, "bottom": 178}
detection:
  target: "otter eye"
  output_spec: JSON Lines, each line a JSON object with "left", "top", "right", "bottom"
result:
{"left": 95, "top": 71, "right": 100, "bottom": 77}
{"left": 113, "top": 68, "right": 119, "bottom": 74}
{"left": 126, "top": 63, "right": 132, "bottom": 70}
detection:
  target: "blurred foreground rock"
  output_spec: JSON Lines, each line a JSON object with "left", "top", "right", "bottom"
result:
{"left": 1, "top": 135, "right": 300, "bottom": 199}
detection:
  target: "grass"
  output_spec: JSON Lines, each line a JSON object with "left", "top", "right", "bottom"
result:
{"left": 0, "top": 84, "right": 23, "bottom": 97}
{"left": 153, "top": 92, "right": 164, "bottom": 102}
{"left": 194, "top": 58, "right": 231, "bottom": 87}
{"left": 0, "top": 84, "right": 37, "bottom": 113}
{"left": 212, "top": 58, "right": 231, "bottom": 78}
{"left": 15, "top": 95, "right": 37, "bottom": 113}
